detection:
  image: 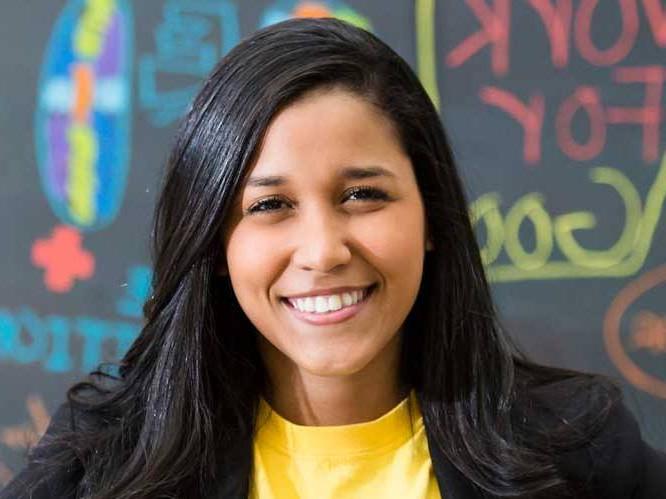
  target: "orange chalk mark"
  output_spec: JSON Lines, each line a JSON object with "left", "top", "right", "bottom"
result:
{"left": 26, "top": 394, "right": 50, "bottom": 436}
{"left": 1, "top": 395, "right": 50, "bottom": 450}
{"left": 31, "top": 225, "right": 96, "bottom": 293}
{"left": 0, "top": 461, "right": 12, "bottom": 487}
{"left": 294, "top": 2, "right": 331, "bottom": 18}
{"left": 72, "top": 63, "right": 94, "bottom": 122}
{"left": 480, "top": 86, "right": 544, "bottom": 165}
{"left": 1, "top": 426, "right": 35, "bottom": 450}
{"left": 604, "top": 264, "right": 666, "bottom": 399}
{"left": 575, "top": 0, "right": 639, "bottom": 66}
{"left": 631, "top": 311, "right": 666, "bottom": 354}
{"left": 446, "top": 0, "right": 511, "bottom": 76}
{"left": 0, "top": 395, "right": 51, "bottom": 485}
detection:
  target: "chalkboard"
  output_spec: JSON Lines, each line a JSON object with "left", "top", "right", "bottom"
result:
{"left": 1, "top": 0, "right": 665, "bottom": 485}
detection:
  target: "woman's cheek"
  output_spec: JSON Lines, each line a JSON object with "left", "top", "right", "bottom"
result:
{"left": 356, "top": 208, "right": 426, "bottom": 265}
{"left": 226, "top": 224, "right": 282, "bottom": 289}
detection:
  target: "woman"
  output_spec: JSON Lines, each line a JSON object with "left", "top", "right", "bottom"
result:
{"left": 3, "top": 17, "right": 664, "bottom": 499}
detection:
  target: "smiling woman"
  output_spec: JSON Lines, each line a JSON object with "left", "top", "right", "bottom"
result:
{"left": 222, "top": 88, "right": 430, "bottom": 426}
{"left": 2, "top": 17, "right": 665, "bottom": 499}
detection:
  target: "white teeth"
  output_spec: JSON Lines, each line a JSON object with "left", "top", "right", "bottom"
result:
{"left": 289, "top": 287, "right": 370, "bottom": 314}
{"left": 314, "top": 296, "right": 328, "bottom": 313}
{"left": 328, "top": 295, "right": 342, "bottom": 311}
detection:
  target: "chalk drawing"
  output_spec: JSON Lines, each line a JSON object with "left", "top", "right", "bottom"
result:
{"left": 631, "top": 311, "right": 666, "bottom": 355}
{"left": 471, "top": 152, "right": 666, "bottom": 282}
{"left": 139, "top": 0, "right": 240, "bottom": 127}
{"left": 31, "top": 225, "right": 95, "bottom": 293}
{"left": 116, "top": 265, "right": 153, "bottom": 318}
{"left": 35, "top": 0, "right": 133, "bottom": 231}
{"left": 0, "top": 307, "right": 140, "bottom": 374}
{"left": 0, "top": 395, "right": 50, "bottom": 486}
{"left": 415, "top": 0, "right": 439, "bottom": 110}
{"left": 604, "top": 264, "right": 666, "bottom": 398}
{"left": 259, "top": 0, "right": 371, "bottom": 30}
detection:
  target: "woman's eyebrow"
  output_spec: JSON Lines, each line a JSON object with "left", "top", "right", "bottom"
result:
{"left": 246, "top": 166, "right": 396, "bottom": 187}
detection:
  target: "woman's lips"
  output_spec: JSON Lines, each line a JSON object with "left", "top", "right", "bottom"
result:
{"left": 282, "top": 285, "right": 375, "bottom": 325}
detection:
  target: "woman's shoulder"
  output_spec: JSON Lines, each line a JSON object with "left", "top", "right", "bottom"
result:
{"left": 513, "top": 370, "right": 666, "bottom": 498}
{"left": 0, "top": 375, "right": 121, "bottom": 499}
{"left": 0, "top": 402, "right": 84, "bottom": 499}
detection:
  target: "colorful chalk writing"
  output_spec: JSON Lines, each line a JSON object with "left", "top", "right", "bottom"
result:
{"left": 0, "top": 395, "right": 50, "bottom": 486}
{"left": 604, "top": 264, "right": 666, "bottom": 399}
{"left": 0, "top": 461, "right": 11, "bottom": 488}
{"left": 445, "top": 0, "right": 666, "bottom": 76}
{"left": 138, "top": 0, "right": 240, "bottom": 127}
{"left": 138, "top": 0, "right": 374, "bottom": 127}
{"left": 0, "top": 307, "right": 140, "bottom": 374}
{"left": 440, "top": 1, "right": 666, "bottom": 165}
{"left": 116, "top": 265, "right": 153, "bottom": 318}
{"left": 35, "top": 0, "right": 133, "bottom": 231}
{"left": 0, "top": 264, "right": 148, "bottom": 374}
{"left": 31, "top": 225, "right": 95, "bottom": 293}
{"left": 631, "top": 311, "right": 666, "bottom": 355}
{"left": 472, "top": 152, "right": 666, "bottom": 282}
{"left": 259, "top": 0, "right": 372, "bottom": 30}
{"left": 481, "top": 67, "right": 666, "bottom": 165}
{"left": 426, "top": 1, "right": 666, "bottom": 286}
{"left": 0, "top": 395, "right": 49, "bottom": 452}
{"left": 415, "top": 0, "right": 440, "bottom": 109}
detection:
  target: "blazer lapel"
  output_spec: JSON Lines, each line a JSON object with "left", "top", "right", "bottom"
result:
{"left": 424, "top": 423, "right": 485, "bottom": 499}
{"left": 213, "top": 436, "right": 253, "bottom": 499}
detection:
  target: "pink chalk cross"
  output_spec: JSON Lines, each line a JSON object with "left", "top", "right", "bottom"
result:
{"left": 31, "top": 225, "right": 96, "bottom": 293}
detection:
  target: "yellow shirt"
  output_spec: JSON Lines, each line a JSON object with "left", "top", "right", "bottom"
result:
{"left": 249, "top": 391, "right": 441, "bottom": 498}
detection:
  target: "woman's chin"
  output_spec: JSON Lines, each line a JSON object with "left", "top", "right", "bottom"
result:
{"left": 295, "top": 351, "right": 371, "bottom": 378}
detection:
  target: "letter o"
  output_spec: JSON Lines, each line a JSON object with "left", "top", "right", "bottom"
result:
{"left": 504, "top": 194, "right": 554, "bottom": 270}
{"left": 557, "top": 86, "right": 606, "bottom": 161}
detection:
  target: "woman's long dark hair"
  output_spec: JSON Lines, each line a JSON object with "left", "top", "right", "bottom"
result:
{"left": 28, "top": 18, "right": 620, "bottom": 498}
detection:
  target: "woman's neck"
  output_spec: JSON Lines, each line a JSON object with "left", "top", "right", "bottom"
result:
{"left": 258, "top": 335, "right": 408, "bottom": 426}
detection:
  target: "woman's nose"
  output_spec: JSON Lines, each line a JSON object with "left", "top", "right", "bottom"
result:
{"left": 291, "top": 209, "right": 352, "bottom": 273}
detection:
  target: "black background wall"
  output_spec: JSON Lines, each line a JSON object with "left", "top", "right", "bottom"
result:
{"left": 1, "top": 0, "right": 665, "bottom": 484}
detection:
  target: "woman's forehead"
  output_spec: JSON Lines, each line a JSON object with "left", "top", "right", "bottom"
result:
{"left": 243, "top": 88, "right": 409, "bottom": 183}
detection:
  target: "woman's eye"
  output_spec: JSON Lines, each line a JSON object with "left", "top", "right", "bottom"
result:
{"left": 246, "top": 187, "right": 390, "bottom": 215}
{"left": 246, "top": 196, "right": 290, "bottom": 214}
{"left": 344, "top": 186, "right": 391, "bottom": 202}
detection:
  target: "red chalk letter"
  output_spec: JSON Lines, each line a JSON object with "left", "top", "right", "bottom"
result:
{"left": 556, "top": 86, "right": 606, "bottom": 161}
{"left": 480, "top": 86, "right": 545, "bottom": 165}
{"left": 643, "top": 0, "right": 666, "bottom": 47}
{"left": 607, "top": 66, "right": 666, "bottom": 163}
{"left": 527, "top": 0, "right": 573, "bottom": 68}
{"left": 575, "top": 0, "right": 639, "bottom": 66}
{"left": 446, "top": 0, "right": 511, "bottom": 76}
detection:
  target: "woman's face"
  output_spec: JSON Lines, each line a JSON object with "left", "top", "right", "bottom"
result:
{"left": 223, "top": 88, "right": 431, "bottom": 380}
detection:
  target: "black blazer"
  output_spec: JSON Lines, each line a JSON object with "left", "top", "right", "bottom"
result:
{"left": 2, "top": 384, "right": 665, "bottom": 499}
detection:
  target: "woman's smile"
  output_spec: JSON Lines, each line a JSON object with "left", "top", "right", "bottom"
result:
{"left": 281, "top": 284, "right": 377, "bottom": 325}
